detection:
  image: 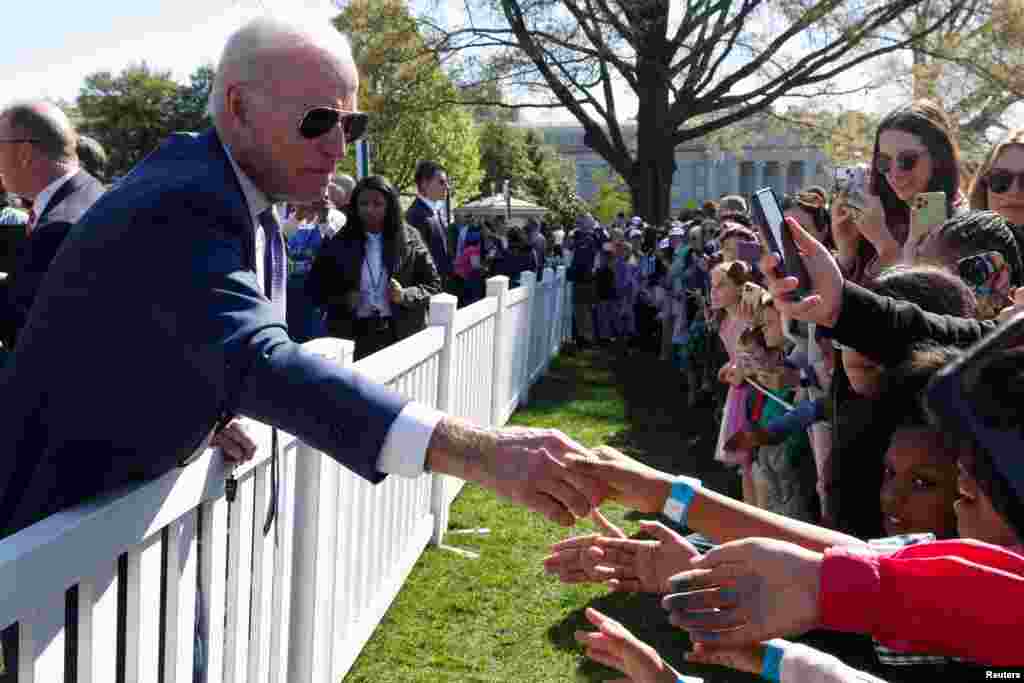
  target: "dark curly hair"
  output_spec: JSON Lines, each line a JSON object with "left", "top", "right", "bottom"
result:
{"left": 926, "top": 210, "right": 1024, "bottom": 287}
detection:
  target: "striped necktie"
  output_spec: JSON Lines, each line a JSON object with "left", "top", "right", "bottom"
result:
{"left": 258, "top": 206, "right": 287, "bottom": 539}
{"left": 260, "top": 207, "right": 287, "bottom": 319}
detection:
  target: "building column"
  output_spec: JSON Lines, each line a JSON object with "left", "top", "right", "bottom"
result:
{"left": 753, "top": 160, "right": 766, "bottom": 192}
{"left": 705, "top": 159, "right": 717, "bottom": 200}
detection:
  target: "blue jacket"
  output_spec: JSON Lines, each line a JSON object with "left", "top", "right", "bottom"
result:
{"left": 0, "top": 130, "right": 407, "bottom": 537}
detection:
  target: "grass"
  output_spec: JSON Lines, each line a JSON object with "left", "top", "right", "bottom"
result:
{"left": 344, "top": 346, "right": 755, "bottom": 683}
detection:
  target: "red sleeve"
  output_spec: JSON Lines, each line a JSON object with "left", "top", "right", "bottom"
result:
{"left": 819, "top": 541, "right": 1024, "bottom": 666}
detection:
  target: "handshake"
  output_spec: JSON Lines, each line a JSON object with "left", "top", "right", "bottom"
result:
{"left": 537, "top": 444, "right": 833, "bottom": 683}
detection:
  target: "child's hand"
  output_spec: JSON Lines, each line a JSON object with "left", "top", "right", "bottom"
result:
{"left": 544, "top": 510, "right": 627, "bottom": 585}
{"left": 594, "top": 520, "right": 701, "bottom": 593}
{"left": 576, "top": 608, "right": 681, "bottom": 683}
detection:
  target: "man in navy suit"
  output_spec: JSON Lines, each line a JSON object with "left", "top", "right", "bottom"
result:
{"left": 0, "top": 14, "right": 603, "bottom": 539}
{"left": 0, "top": 102, "right": 105, "bottom": 350}
{"left": 406, "top": 159, "right": 454, "bottom": 290}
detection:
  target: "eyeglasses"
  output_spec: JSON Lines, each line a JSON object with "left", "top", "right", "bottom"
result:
{"left": 876, "top": 151, "right": 923, "bottom": 175}
{"left": 984, "top": 169, "right": 1024, "bottom": 194}
{"left": 296, "top": 107, "right": 369, "bottom": 143}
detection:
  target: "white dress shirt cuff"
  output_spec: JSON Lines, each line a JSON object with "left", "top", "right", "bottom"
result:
{"left": 375, "top": 401, "right": 444, "bottom": 477}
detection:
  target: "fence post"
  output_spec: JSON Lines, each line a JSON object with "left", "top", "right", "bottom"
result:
{"left": 288, "top": 338, "right": 353, "bottom": 683}
{"left": 428, "top": 293, "right": 459, "bottom": 545}
{"left": 543, "top": 266, "right": 556, "bottom": 372}
{"left": 487, "top": 275, "right": 510, "bottom": 427}
{"left": 554, "top": 266, "right": 567, "bottom": 356}
{"left": 519, "top": 270, "right": 536, "bottom": 405}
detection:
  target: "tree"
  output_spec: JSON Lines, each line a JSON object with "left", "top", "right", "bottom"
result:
{"left": 476, "top": 120, "right": 533, "bottom": 197}
{"left": 589, "top": 168, "right": 631, "bottom": 224}
{"left": 76, "top": 63, "right": 181, "bottom": 178}
{"left": 420, "top": 0, "right": 970, "bottom": 225}
{"left": 332, "top": 0, "right": 483, "bottom": 202}
{"left": 75, "top": 63, "right": 215, "bottom": 178}
{"left": 886, "top": 0, "right": 1024, "bottom": 159}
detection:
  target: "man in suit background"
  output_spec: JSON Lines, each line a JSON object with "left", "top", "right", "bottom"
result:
{"left": 0, "top": 102, "right": 104, "bottom": 350}
{"left": 0, "top": 14, "right": 603, "bottom": 543}
{"left": 406, "top": 159, "right": 454, "bottom": 290}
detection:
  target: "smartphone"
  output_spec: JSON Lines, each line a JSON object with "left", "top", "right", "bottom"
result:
{"left": 751, "top": 186, "right": 810, "bottom": 300}
{"left": 735, "top": 240, "right": 761, "bottom": 265}
{"left": 912, "top": 191, "right": 947, "bottom": 238}
{"left": 957, "top": 251, "right": 1005, "bottom": 290}
{"left": 837, "top": 165, "right": 869, "bottom": 215}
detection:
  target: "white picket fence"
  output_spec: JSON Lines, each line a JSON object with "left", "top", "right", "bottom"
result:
{"left": 0, "top": 267, "right": 573, "bottom": 683}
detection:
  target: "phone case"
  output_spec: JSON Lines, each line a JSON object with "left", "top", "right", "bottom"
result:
{"left": 913, "top": 191, "right": 947, "bottom": 232}
{"left": 752, "top": 187, "right": 810, "bottom": 301}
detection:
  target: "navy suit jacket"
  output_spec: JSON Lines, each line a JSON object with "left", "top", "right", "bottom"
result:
{"left": 405, "top": 197, "right": 452, "bottom": 279}
{"left": 0, "top": 170, "right": 104, "bottom": 348}
{"left": 0, "top": 130, "right": 408, "bottom": 538}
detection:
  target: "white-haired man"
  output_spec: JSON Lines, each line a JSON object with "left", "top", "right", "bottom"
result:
{"left": 1, "top": 15, "right": 604, "bottom": 541}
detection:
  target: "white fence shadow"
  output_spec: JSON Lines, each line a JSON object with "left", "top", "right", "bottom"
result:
{"left": 0, "top": 267, "right": 573, "bottom": 683}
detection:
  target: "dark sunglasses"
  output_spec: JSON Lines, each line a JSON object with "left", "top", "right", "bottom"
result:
{"left": 957, "top": 251, "right": 1005, "bottom": 290}
{"left": 984, "top": 168, "right": 1024, "bottom": 194}
{"left": 876, "top": 151, "right": 922, "bottom": 175}
{"left": 297, "top": 107, "right": 369, "bottom": 143}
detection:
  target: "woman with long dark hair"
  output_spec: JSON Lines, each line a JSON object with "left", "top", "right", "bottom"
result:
{"left": 835, "top": 100, "right": 964, "bottom": 282}
{"left": 307, "top": 175, "right": 441, "bottom": 360}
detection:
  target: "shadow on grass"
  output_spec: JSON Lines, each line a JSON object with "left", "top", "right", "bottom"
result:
{"left": 546, "top": 590, "right": 762, "bottom": 683}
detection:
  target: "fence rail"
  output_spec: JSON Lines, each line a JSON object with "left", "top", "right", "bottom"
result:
{"left": 0, "top": 266, "right": 573, "bottom": 683}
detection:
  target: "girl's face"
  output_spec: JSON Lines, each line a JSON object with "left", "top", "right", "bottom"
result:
{"left": 710, "top": 267, "right": 739, "bottom": 310}
{"left": 841, "top": 347, "right": 884, "bottom": 398}
{"left": 879, "top": 428, "right": 960, "bottom": 538}
{"left": 986, "top": 145, "right": 1024, "bottom": 227}
{"left": 956, "top": 456, "right": 1021, "bottom": 546}
{"left": 877, "top": 128, "right": 935, "bottom": 203}
{"left": 357, "top": 189, "right": 389, "bottom": 231}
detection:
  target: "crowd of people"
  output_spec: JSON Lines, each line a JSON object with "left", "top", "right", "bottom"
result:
{"left": 0, "top": 9, "right": 1023, "bottom": 681}
{"left": 541, "top": 97, "right": 1024, "bottom": 681}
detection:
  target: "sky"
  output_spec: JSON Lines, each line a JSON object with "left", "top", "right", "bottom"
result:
{"left": 0, "top": 0, "right": 632, "bottom": 124}
{"left": 0, "top": 1, "right": 947, "bottom": 131}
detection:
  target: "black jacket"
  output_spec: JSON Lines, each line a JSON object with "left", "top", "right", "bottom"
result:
{"left": 405, "top": 197, "right": 452, "bottom": 280}
{"left": 1, "top": 170, "right": 104, "bottom": 348}
{"left": 306, "top": 222, "right": 441, "bottom": 342}
{"left": 830, "top": 281, "right": 997, "bottom": 367}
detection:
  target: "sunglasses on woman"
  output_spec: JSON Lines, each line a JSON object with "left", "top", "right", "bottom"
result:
{"left": 984, "top": 169, "right": 1024, "bottom": 194}
{"left": 876, "top": 151, "right": 922, "bottom": 175}
{"left": 296, "top": 106, "right": 369, "bottom": 143}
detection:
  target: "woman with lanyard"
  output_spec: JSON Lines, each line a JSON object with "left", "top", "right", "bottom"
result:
{"left": 307, "top": 175, "right": 442, "bottom": 360}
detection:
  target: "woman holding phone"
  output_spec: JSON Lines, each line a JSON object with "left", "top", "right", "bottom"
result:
{"left": 967, "top": 127, "right": 1024, "bottom": 252}
{"left": 834, "top": 99, "right": 965, "bottom": 283}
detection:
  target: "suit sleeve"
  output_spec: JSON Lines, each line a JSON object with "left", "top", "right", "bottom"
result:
{"left": 829, "top": 281, "right": 996, "bottom": 367}
{"left": 398, "top": 228, "right": 442, "bottom": 308}
{"left": 172, "top": 229, "right": 408, "bottom": 483}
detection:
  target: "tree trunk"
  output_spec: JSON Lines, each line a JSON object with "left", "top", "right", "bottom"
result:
{"left": 630, "top": 36, "right": 675, "bottom": 225}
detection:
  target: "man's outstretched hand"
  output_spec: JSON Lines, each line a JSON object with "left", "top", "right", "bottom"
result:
{"left": 425, "top": 417, "right": 609, "bottom": 526}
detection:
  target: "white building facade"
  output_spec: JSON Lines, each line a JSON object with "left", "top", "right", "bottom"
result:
{"left": 520, "top": 118, "right": 833, "bottom": 210}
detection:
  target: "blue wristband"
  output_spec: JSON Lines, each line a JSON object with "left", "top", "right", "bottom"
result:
{"left": 761, "top": 642, "right": 785, "bottom": 682}
{"left": 662, "top": 476, "right": 701, "bottom": 527}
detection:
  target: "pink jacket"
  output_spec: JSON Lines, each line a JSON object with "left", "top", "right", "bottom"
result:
{"left": 819, "top": 540, "right": 1024, "bottom": 666}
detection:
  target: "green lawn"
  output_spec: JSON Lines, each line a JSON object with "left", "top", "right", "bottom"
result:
{"left": 344, "top": 347, "right": 755, "bottom": 682}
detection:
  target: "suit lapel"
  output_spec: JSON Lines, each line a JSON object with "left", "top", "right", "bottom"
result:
{"left": 203, "top": 129, "right": 258, "bottom": 272}
{"left": 34, "top": 171, "right": 82, "bottom": 225}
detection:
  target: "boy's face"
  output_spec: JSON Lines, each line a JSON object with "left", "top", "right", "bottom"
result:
{"left": 956, "top": 456, "right": 1021, "bottom": 546}
{"left": 879, "top": 428, "right": 960, "bottom": 538}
